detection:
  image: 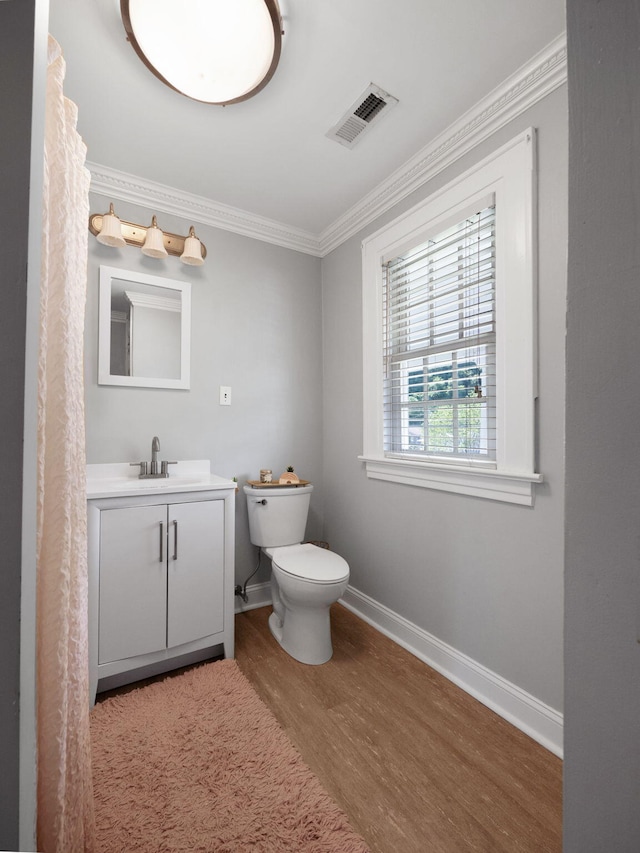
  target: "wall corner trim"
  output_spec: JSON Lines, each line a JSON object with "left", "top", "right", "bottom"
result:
{"left": 340, "top": 585, "right": 564, "bottom": 758}
{"left": 234, "top": 581, "right": 272, "bottom": 614}
{"left": 86, "top": 33, "right": 566, "bottom": 259}
{"left": 232, "top": 581, "right": 563, "bottom": 756}
{"left": 87, "top": 164, "right": 324, "bottom": 257}
{"left": 319, "top": 33, "right": 566, "bottom": 255}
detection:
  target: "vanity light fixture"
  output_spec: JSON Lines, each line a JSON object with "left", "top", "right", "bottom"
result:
{"left": 121, "top": 0, "right": 283, "bottom": 106}
{"left": 89, "top": 205, "right": 206, "bottom": 266}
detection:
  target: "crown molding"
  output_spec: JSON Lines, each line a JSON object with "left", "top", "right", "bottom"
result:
{"left": 87, "top": 34, "right": 566, "bottom": 259}
{"left": 124, "top": 290, "right": 180, "bottom": 312}
{"left": 318, "top": 33, "right": 567, "bottom": 255}
{"left": 87, "top": 163, "right": 323, "bottom": 257}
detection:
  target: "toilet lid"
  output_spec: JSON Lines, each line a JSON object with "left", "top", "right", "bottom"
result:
{"left": 266, "top": 543, "right": 349, "bottom": 583}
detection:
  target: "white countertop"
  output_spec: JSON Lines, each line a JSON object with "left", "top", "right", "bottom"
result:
{"left": 86, "top": 460, "right": 236, "bottom": 499}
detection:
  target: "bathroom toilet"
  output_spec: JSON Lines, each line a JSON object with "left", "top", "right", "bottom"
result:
{"left": 244, "top": 484, "right": 349, "bottom": 665}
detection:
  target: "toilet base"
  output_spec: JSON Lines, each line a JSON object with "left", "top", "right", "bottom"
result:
{"left": 268, "top": 606, "right": 333, "bottom": 666}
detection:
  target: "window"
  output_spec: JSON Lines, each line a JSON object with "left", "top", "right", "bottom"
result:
{"left": 383, "top": 203, "right": 496, "bottom": 460}
{"left": 361, "top": 130, "right": 541, "bottom": 505}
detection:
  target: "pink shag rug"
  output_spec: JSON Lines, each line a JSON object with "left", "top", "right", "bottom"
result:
{"left": 90, "top": 659, "right": 369, "bottom": 852}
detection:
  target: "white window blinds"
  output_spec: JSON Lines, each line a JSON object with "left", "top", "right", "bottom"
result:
{"left": 382, "top": 203, "right": 496, "bottom": 461}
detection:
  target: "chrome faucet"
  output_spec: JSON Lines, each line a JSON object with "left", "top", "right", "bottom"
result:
{"left": 130, "top": 436, "right": 177, "bottom": 479}
{"left": 151, "top": 435, "right": 160, "bottom": 475}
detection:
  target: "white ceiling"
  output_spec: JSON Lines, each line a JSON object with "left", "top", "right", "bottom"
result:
{"left": 48, "top": 0, "right": 566, "bottom": 241}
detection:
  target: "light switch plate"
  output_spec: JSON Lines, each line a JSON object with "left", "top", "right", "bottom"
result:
{"left": 219, "top": 385, "right": 231, "bottom": 405}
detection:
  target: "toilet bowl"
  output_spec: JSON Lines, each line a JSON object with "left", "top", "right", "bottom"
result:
{"left": 266, "top": 543, "right": 349, "bottom": 665}
{"left": 243, "top": 484, "right": 350, "bottom": 665}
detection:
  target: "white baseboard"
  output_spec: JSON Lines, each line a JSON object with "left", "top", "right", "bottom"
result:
{"left": 234, "top": 581, "right": 272, "bottom": 614}
{"left": 340, "top": 586, "right": 563, "bottom": 758}
{"left": 233, "top": 580, "right": 563, "bottom": 757}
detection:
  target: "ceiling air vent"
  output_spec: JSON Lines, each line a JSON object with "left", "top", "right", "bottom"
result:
{"left": 327, "top": 83, "right": 399, "bottom": 149}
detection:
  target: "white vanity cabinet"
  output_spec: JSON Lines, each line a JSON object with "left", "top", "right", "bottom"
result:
{"left": 87, "top": 464, "right": 235, "bottom": 705}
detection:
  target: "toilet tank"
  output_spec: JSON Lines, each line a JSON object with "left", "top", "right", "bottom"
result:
{"left": 243, "top": 484, "right": 313, "bottom": 547}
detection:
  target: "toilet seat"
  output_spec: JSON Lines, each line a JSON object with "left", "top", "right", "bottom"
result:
{"left": 265, "top": 543, "right": 349, "bottom": 584}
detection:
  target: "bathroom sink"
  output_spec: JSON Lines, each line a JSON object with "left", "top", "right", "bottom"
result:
{"left": 87, "top": 477, "right": 201, "bottom": 496}
{"left": 86, "top": 462, "right": 236, "bottom": 499}
{"left": 125, "top": 476, "right": 203, "bottom": 488}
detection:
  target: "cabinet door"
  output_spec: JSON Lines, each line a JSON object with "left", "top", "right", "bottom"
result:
{"left": 99, "top": 504, "right": 168, "bottom": 664}
{"left": 167, "top": 500, "right": 225, "bottom": 648}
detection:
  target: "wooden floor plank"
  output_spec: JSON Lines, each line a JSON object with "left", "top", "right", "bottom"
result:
{"left": 235, "top": 603, "right": 562, "bottom": 853}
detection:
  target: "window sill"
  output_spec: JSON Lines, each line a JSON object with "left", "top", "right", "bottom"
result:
{"left": 358, "top": 455, "right": 542, "bottom": 506}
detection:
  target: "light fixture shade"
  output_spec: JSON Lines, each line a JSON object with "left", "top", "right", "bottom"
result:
{"left": 141, "top": 216, "right": 168, "bottom": 258}
{"left": 121, "top": 0, "right": 282, "bottom": 106}
{"left": 180, "top": 226, "right": 205, "bottom": 266}
{"left": 96, "top": 204, "right": 126, "bottom": 247}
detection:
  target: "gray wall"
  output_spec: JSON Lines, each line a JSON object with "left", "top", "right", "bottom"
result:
{"left": 564, "top": 2, "right": 640, "bottom": 849}
{"left": 0, "top": 1, "right": 36, "bottom": 847}
{"left": 84, "top": 196, "right": 324, "bottom": 587}
{"left": 10, "top": 4, "right": 640, "bottom": 847}
{"left": 321, "top": 88, "right": 567, "bottom": 713}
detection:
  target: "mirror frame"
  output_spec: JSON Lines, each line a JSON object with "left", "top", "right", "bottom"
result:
{"left": 98, "top": 265, "right": 191, "bottom": 389}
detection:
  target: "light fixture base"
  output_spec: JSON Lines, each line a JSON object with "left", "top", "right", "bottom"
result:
{"left": 89, "top": 213, "right": 207, "bottom": 260}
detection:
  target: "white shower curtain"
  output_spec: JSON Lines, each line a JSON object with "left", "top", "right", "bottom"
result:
{"left": 36, "top": 36, "right": 95, "bottom": 853}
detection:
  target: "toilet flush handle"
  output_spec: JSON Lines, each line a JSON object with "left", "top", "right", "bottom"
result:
{"left": 254, "top": 498, "right": 268, "bottom": 505}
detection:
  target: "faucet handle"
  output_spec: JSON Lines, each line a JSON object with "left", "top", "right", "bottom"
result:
{"left": 161, "top": 460, "right": 178, "bottom": 477}
{"left": 130, "top": 461, "right": 148, "bottom": 477}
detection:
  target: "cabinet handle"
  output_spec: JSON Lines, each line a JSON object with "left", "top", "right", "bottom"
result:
{"left": 172, "top": 519, "right": 178, "bottom": 561}
{"left": 159, "top": 521, "right": 164, "bottom": 563}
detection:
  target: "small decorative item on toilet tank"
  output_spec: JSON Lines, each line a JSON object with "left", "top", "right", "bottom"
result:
{"left": 279, "top": 466, "right": 300, "bottom": 484}
{"left": 259, "top": 469, "right": 272, "bottom": 483}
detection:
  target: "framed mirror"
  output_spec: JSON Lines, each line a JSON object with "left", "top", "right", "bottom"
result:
{"left": 98, "top": 266, "right": 191, "bottom": 389}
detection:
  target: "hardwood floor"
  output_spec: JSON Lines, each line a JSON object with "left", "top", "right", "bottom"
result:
{"left": 235, "top": 604, "right": 562, "bottom": 853}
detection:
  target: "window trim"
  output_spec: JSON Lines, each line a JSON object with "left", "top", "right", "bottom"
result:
{"left": 361, "top": 129, "right": 542, "bottom": 506}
